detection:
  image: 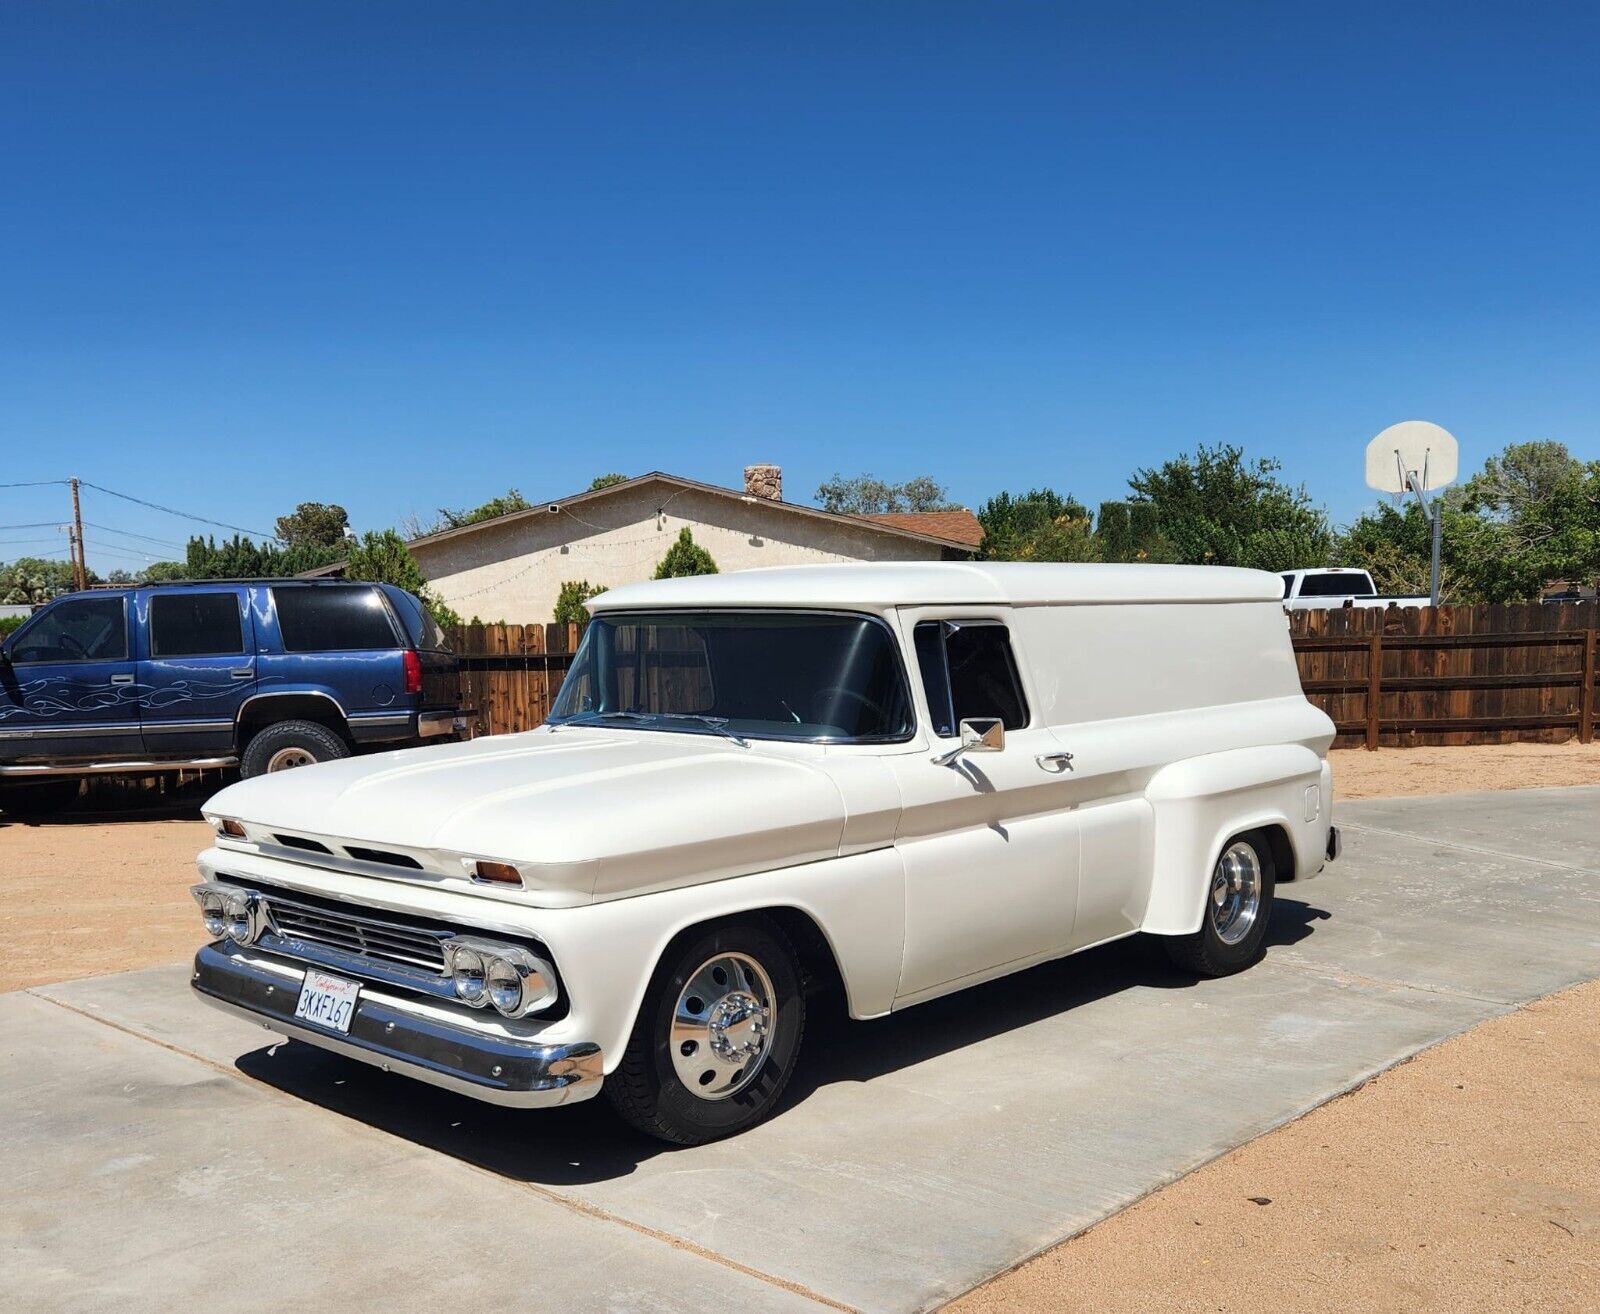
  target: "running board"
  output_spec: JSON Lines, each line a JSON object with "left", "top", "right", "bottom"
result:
{"left": 0, "top": 757, "right": 238, "bottom": 777}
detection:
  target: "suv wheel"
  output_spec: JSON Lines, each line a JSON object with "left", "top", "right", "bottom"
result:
{"left": 607, "top": 917, "right": 806, "bottom": 1145}
{"left": 240, "top": 720, "right": 350, "bottom": 778}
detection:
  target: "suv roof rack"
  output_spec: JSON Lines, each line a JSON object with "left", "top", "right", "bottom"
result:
{"left": 74, "top": 577, "right": 366, "bottom": 590}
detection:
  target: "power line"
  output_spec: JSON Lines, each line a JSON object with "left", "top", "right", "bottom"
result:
{"left": 0, "top": 479, "right": 70, "bottom": 490}
{"left": 0, "top": 521, "right": 67, "bottom": 531}
{"left": 79, "top": 480, "right": 279, "bottom": 542}
{"left": 81, "top": 521, "right": 186, "bottom": 551}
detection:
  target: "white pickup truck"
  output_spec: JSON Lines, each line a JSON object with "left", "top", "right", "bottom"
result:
{"left": 1280, "top": 567, "right": 1429, "bottom": 611}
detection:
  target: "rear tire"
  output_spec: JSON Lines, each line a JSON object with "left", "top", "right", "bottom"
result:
{"left": 0, "top": 778, "right": 81, "bottom": 821}
{"left": 606, "top": 917, "right": 806, "bottom": 1145}
{"left": 1164, "top": 830, "right": 1276, "bottom": 977}
{"left": 239, "top": 720, "right": 350, "bottom": 779}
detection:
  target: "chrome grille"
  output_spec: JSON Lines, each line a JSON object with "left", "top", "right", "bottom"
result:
{"left": 265, "top": 895, "right": 449, "bottom": 974}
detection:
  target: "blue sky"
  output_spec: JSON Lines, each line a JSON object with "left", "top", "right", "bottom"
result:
{"left": 2, "top": 2, "right": 1596, "bottom": 570}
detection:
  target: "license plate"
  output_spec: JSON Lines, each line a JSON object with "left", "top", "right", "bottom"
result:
{"left": 293, "top": 969, "right": 361, "bottom": 1035}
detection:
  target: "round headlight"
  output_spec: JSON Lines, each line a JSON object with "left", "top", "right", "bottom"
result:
{"left": 200, "top": 892, "right": 226, "bottom": 939}
{"left": 222, "top": 892, "right": 256, "bottom": 945}
{"left": 452, "top": 948, "right": 487, "bottom": 1006}
{"left": 487, "top": 956, "right": 524, "bottom": 1017}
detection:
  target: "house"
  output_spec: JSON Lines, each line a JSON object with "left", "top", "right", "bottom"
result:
{"left": 405, "top": 467, "right": 984, "bottom": 622}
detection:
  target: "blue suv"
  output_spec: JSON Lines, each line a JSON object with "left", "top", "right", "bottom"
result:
{"left": 0, "top": 580, "right": 463, "bottom": 816}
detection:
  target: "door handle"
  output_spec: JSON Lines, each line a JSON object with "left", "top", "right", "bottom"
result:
{"left": 1036, "top": 751, "right": 1074, "bottom": 772}
{"left": 110, "top": 674, "right": 134, "bottom": 686}
{"left": 229, "top": 668, "right": 253, "bottom": 680}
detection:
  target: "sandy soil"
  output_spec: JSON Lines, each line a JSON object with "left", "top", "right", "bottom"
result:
{"left": 1332, "top": 739, "right": 1600, "bottom": 801}
{"left": 951, "top": 979, "right": 1600, "bottom": 1314}
{"left": 0, "top": 810, "right": 213, "bottom": 992}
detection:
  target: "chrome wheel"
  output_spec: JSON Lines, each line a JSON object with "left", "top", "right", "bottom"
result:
{"left": 1210, "top": 841, "right": 1262, "bottom": 945}
{"left": 266, "top": 746, "right": 317, "bottom": 772}
{"left": 669, "top": 951, "right": 775, "bottom": 1101}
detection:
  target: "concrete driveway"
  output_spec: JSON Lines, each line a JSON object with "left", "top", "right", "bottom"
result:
{"left": 6, "top": 787, "right": 1599, "bottom": 1313}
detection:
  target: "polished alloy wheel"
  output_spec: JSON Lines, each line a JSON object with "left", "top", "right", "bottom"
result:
{"left": 1209, "top": 841, "right": 1262, "bottom": 945}
{"left": 266, "top": 746, "right": 317, "bottom": 772}
{"left": 669, "top": 951, "right": 775, "bottom": 1100}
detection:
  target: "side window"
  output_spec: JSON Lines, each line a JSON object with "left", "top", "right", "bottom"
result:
{"left": 913, "top": 620, "right": 1029, "bottom": 736}
{"left": 10, "top": 597, "right": 128, "bottom": 663}
{"left": 1280, "top": 574, "right": 1296, "bottom": 599}
{"left": 272, "top": 586, "right": 400, "bottom": 653}
{"left": 150, "top": 593, "right": 245, "bottom": 658}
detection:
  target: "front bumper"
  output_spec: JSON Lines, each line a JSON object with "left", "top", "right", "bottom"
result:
{"left": 191, "top": 942, "right": 602, "bottom": 1108}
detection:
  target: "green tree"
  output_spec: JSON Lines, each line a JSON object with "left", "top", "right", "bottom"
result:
{"left": 815, "top": 473, "right": 959, "bottom": 514}
{"left": 0, "top": 558, "right": 83, "bottom": 603}
{"left": 1127, "top": 444, "right": 1334, "bottom": 571}
{"left": 344, "top": 529, "right": 462, "bottom": 628}
{"left": 977, "top": 489, "right": 1087, "bottom": 560}
{"left": 554, "top": 579, "right": 606, "bottom": 624}
{"left": 653, "top": 527, "right": 718, "bottom": 578}
{"left": 437, "top": 489, "right": 533, "bottom": 530}
{"left": 589, "top": 473, "right": 628, "bottom": 491}
{"left": 274, "top": 501, "right": 352, "bottom": 548}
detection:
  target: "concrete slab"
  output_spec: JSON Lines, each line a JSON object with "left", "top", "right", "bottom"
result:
{"left": 15, "top": 787, "right": 1600, "bottom": 1313}
{"left": 0, "top": 991, "right": 831, "bottom": 1314}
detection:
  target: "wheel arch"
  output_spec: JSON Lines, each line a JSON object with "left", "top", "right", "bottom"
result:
{"left": 236, "top": 692, "right": 350, "bottom": 746}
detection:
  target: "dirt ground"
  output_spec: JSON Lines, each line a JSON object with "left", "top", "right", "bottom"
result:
{"left": 952, "top": 978, "right": 1600, "bottom": 1314}
{"left": 1332, "top": 739, "right": 1600, "bottom": 801}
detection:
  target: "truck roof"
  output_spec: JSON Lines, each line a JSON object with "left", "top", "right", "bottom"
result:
{"left": 590, "top": 562, "right": 1282, "bottom": 612}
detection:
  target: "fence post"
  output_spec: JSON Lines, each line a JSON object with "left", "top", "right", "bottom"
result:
{"left": 1366, "top": 632, "right": 1383, "bottom": 751}
{"left": 1581, "top": 622, "right": 1597, "bottom": 745}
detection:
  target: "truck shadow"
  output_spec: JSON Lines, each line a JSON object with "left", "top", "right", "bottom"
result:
{"left": 232, "top": 896, "right": 1331, "bottom": 1185}
{"left": 0, "top": 774, "right": 219, "bottom": 826}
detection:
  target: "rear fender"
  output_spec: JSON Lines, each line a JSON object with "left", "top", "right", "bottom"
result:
{"left": 1141, "top": 745, "right": 1328, "bottom": 936}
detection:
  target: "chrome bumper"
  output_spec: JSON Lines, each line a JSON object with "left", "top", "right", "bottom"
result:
{"left": 190, "top": 942, "right": 602, "bottom": 1108}
{"left": 418, "top": 711, "right": 464, "bottom": 739}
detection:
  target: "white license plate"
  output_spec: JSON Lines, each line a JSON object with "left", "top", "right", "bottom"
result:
{"left": 293, "top": 969, "right": 361, "bottom": 1035}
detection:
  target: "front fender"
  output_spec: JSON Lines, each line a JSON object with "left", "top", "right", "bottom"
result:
{"left": 1140, "top": 744, "right": 1329, "bottom": 936}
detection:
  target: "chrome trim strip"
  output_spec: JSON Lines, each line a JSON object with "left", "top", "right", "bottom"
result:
{"left": 190, "top": 943, "right": 601, "bottom": 1107}
{"left": 0, "top": 756, "right": 237, "bottom": 777}
{"left": 143, "top": 720, "right": 235, "bottom": 734}
{"left": 348, "top": 712, "right": 411, "bottom": 725}
{"left": 0, "top": 723, "right": 142, "bottom": 738}
{"left": 235, "top": 690, "right": 348, "bottom": 724}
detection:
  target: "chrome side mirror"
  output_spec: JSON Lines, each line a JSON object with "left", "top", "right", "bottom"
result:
{"left": 934, "top": 717, "right": 1005, "bottom": 766}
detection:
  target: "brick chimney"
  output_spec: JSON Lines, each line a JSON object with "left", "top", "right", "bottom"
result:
{"left": 743, "top": 464, "right": 783, "bottom": 501}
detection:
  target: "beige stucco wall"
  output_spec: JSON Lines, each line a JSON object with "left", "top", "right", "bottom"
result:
{"left": 411, "top": 483, "right": 954, "bottom": 622}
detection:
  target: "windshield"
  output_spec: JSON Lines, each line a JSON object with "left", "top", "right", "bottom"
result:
{"left": 548, "top": 610, "right": 914, "bottom": 743}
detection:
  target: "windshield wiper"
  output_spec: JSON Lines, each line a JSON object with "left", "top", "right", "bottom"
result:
{"left": 551, "top": 709, "right": 653, "bottom": 730}
{"left": 641, "top": 712, "right": 750, "bottom": 748}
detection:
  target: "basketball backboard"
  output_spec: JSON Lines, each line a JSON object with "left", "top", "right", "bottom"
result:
{"left": 1365, "top": 420, "right": 1459, "bottom": 495}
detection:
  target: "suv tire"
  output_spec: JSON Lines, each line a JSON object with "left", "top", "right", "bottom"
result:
{"left": 240, "top": 720, "right": 350, "bottom": 778}
{"left": 607, "top": 916, "right": 806, "bottom": 1145}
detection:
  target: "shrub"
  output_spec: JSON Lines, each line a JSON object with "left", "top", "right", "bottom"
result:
{"left": 653, "top": 528, "right": 718, "bottom": 579}
{"left": 554, "top": 580, "right": 606, "bottom": 624}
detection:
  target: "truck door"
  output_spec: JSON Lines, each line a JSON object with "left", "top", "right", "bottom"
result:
{"left": 0, "top": 594, "right": 139, "bottom": 763}
{"left": 890, "top": 613, "right": 1082, "bottom": 1002}
{"left": 136, "top": 588, "right": 255, "bottom": 758}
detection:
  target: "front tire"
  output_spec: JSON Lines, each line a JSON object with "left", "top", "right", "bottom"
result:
{"left": 239, "top": 719, "right": 350, "bottom": 779}
{"left": 606, "top": 917, "right": 806, "bottom": 1145}
{"left": 1164, "top": 830, "right": 1277, "bottom": 976}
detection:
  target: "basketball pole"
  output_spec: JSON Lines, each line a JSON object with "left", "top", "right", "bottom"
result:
{"left": 1403, "top": 470, "right": 1443, "bottom": 607}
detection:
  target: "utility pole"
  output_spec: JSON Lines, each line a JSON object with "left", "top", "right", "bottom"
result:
{"left": 69, "top": 476, "right": 87, "bottom": 591}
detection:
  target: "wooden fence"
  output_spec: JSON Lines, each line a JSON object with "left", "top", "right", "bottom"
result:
{"left": 449, "top": 604, "right": 1600, "bottom": 749}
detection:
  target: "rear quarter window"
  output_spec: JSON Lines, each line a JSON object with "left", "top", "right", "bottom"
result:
{"left": 272, "top": 586, "right": 400, "bottom": 652}
{"left": 385, "top": 588, "right": 450, "bottom": 651}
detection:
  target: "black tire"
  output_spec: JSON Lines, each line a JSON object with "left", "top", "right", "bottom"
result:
{"left": 1164, "top": 829, "right": 1277, "bottom": 977}
{"left": 0, "top": 777, "right": 81, "bottom": 821}
{"left": 239, "top": 719, "right": 350, "bottom": 779}
{"left": 606, "top": 916, "right": 806, "bottom": 1145}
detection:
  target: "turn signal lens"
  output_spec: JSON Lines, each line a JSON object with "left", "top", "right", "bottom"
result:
{"left": 215, "top": 819, "right": 247, "bottom": 839}
{"left": 472, "top": 860, "right": 522, "bottom": 886}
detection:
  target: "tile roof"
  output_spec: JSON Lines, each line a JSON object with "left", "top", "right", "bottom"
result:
{"left": 863, "top": 510, "right": 985, "bottom": 548}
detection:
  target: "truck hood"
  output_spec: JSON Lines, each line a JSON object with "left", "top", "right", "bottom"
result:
{"left": 205, "top": 728, "right": 849, "bottom": 906}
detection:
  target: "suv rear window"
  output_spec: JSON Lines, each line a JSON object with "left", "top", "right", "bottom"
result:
{"left": 1298, "top": 572, "right": 1375, "bottom": 598}
{"left": 150, "top": 592, "right": 245, "bottom": 657}
{"left": 272, "top": 586, "right": 399, "bottom": 652}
